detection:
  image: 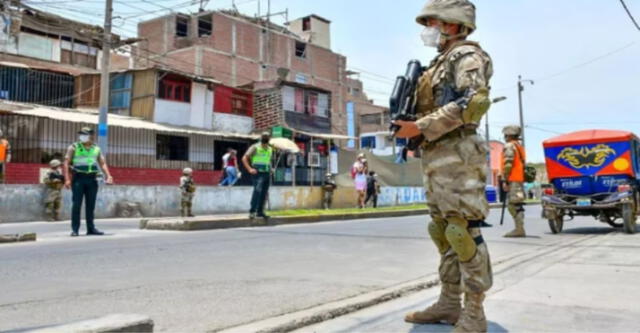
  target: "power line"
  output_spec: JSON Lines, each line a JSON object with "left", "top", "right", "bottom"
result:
{"left": 620, "top": 0, "right": 640, "bottom": 31}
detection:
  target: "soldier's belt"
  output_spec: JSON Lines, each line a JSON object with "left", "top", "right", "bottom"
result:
{"left": 423, "top": 127, "right": 477, "bottom": 150}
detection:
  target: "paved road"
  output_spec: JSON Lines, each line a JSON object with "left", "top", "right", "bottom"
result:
{"left": 0, "top": 206, "right": 621, "bottom": 332}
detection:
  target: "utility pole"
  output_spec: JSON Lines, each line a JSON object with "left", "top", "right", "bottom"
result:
{"left": 517, "top": 75, "right": 534, "bottom": 148}
{"left": 98, "top": 0, "right": 113, "bottom": 155}
{"left": 486, "top": 96, "right": 507, "bottom": 186}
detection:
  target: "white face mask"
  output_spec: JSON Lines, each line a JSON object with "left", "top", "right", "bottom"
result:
{"left": 79, "top": 135, "right": 90, "bottom": 143}
{"left": 421, "top": 27, "right": 441, "bottom": 48}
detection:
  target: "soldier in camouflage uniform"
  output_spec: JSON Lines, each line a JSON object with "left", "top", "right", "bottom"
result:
{"left": 394, "top": 0, "right": 494, "bottom": 331}
{"left": 180, "top": 168, "right": 196, "bottom": 217}
{"left": 501, "top": 125, "right": 527, "bottom": 237}
{"left": 43, "top": 159, "right": 64, "bottom": 221}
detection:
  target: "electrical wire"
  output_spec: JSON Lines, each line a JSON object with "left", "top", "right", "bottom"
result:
{"left": 620, "top": 0, "right": 640, "bottom": 31}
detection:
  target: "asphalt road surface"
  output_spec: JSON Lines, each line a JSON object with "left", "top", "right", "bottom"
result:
{"left": 0, "top": 206, "right": 626, "bottom": 332}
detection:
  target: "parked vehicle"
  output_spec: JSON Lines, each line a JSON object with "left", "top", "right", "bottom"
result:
{"left": 541, "top": 130, "right": 639, "bottom": 234}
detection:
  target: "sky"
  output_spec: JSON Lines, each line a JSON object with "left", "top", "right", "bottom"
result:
{"left": 25, "top": 0, "right": 640, "bottom": 162}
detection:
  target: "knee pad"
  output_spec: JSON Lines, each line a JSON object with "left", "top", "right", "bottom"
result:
{"left": 445, "top": 223, "right": 477, "bottom": 262}
{"left": 428, "top": 220, "right": 449, "bottom": 254}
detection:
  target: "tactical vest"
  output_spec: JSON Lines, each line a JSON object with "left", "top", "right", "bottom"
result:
{"left": 251, "top": 145, "right": 273, "bottom": 172}
{"left": 0, "top": 139, "right": 9, "bottom": 162}
{"left": 502, "top": 142, "right": 525, "bottom": 182}
{"left": 72, "top": 143, "right": 101, "bottom": 174}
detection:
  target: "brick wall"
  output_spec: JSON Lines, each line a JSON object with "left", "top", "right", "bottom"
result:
{"left": 253, "top": 88, "right": 283, "bottom": 131}
{"left": 4, "top": 163, "right": 222, "bottom": 186}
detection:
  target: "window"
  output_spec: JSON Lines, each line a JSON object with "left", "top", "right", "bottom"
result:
{"left": 295, "top": 41, "right": 307, "bottom": 58}
{"left": 362, "top": 113, "right": 382, "bottom": 125}
{"left": 198, "top": 15, "right": 212, "bottom": 37}
{"left": 231, "top": 93, "right": 250, "bottom": 116}
{"left": 110, "top": 73, "right": 133, "bottom": 115}
{"left": 158, "top": 75, "right": 191, "bottom": 103}
{"left": 283, "top": 85, "right": 330, "bottom": 117}
{"left": 361, "top": 136, "right": 376, "bottom": 149}
{"left": 302, "top": 17, "right": 311, "bottom": 31}
{"left": 176, "top": 16, "right": 189, "bottom": 37}
{"left": 156, "top": 134, "right": 189, "bottom": 161}
{"left": 295, "top": 73, "right": 309, "bottom": 84}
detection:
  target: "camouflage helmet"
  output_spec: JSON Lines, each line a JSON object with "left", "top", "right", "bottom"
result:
{"left": 49, "top": 159, "right": 61, "bottom": 168}
{"left": 502, "top": 125, "right": 522, "bottom": 137}
{"left": 183, "top": 167, "right": 193, "bottom": 175}
{"left": 416, "top": 0, "right": 477, "bottom": 33}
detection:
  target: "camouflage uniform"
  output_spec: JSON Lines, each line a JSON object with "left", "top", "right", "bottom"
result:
{"left": 404, "top": 1, "right": 493, "bottom": 332}
{"left": 43, "top": 165, "right": 64, "bottom": 221}
{"left": 180, "top": 173, "right": 196, "bottom": 217}
{"left": 502, "top": 127, "right": 526, "bottom": 237}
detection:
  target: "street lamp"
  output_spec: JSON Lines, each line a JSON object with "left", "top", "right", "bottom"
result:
{"left": 517, "top": 75, "right": 534, "bottom": 148}
{"left": 485, "top": 96, "right": 507, "bottom": 186}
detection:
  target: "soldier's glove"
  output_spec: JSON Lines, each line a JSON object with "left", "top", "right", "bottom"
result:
{"left": 458, "top": 87, "right": 491, "bottom": 124}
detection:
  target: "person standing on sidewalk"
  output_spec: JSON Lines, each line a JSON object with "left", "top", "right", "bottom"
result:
{"left": 242, "top": 131, "right": 274, "bottom": 219}
{"left": 364, "top": 171, "right": 380, "bottom": 208}
{"left": 180, "top": 168, "right": 196, "bottom": 217}
{"left": 43, "top": 159, "right": 64, "bottom": 221}
{"left": 64, "top": 127, "right": 113, "bottom": 237}
{"left": 394, "top": 0, "right": 494, "bottom": 331}
{"left": 501, "top": 125, "right": 527, "bottom": 238}
{"left": 219, "top": 148, "right": 240, "bottom": 186}
{"left": 0, "top": 129, "right": 11, "bottom": 184}
{"left": 322, "top": 173, "right": 337, "bottom": 209}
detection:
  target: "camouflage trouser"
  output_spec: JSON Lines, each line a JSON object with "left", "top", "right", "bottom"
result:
{"left": 423, "top": 134, "right": 492, "bottom": 293}
{"left": 508, "top": 181, "right": 525, "bottom": 225}
{"left": 181, "top": 192, "right": 194, "bottom": 215}
{"left": 44, "top": 189, "right": 62, "bottom": 219}
{"left": 323, "top": 191, "right": 333, "bottom": 209}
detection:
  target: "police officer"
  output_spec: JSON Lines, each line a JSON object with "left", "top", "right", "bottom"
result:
{"left": 0, "top": 129, "right": 11, "bottom": 184}
{"left": 394, "top": 0, "right": 494, "bottom": 331}
{"left": 63, "top": 127, "right": 113, "bottom": 237}
{"left": 501, "top": 125, "right": 527, "bottom": 237}
{"left": 43, "top": 159, "right": 64, "bottom": 221}
{"left": 242, "top": 131, "right": 274, "bottom": 219}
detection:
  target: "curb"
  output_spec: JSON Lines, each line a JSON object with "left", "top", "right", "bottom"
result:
{"left": 0, "top": 233, "right": 36, "bottom": 244}
{"left": 23, "top": 314, "right": 153, "bottom": 333}
{"left": 140, "top": 209, "right": 430, "bottom": 231}
{"left": 140, "top": 202, "right": 540, "bottom": 232}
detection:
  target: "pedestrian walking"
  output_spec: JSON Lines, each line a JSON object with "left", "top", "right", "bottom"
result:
{"left": 364, "top": 171, "right": 380, "bottom": 208}
{"left": 180, "top": 168, "right": 196, "bottom": 217}
{"left": 43, "top": 159, "right": 64, "bottom": 221}
{"left": 242, "top": 131, "right": 274, "bottom": 219}
{"left": 501, "top": 125, "right": 527, "bottom": 238}
{"left": 0, "top": 129, "right": 11, "bottom": 184}
{"left": 322, "top": 173, "right": 337, "bottom": 209}
{"left": 394, "top": 1, "right": 494, "bottom": 330}
{"left": 352, "top": 153, "right": 368, "bottom": 209}
{"left": 63, "top": 127, "right": 113, "bottom": 237}
{"left": 219, "top": 148, "right": 240, "bottom": 186}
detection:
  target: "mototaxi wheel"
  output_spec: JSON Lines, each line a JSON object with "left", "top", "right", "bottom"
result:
{"left": 548, "top": 215, "right": 563, "bottom": 234}
{"left": 622, "top": 203, "right": 637, "bottom": 234}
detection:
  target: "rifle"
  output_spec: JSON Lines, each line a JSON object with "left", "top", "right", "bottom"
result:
{"left": 499, "top": 181, "right": 508, "bottom": 225}
{"left": 48, "top": 172, "right": 65, "bottom": 182}
{"left": 181, "top": 178, "right": 195, "bottom": 193}
{"left": 389, "top": 60, "right": 425, "bottom": 155}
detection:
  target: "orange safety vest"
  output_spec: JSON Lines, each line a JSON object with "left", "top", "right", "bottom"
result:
{"left": 502, "top": 141, "right": 525, "bottom": 182}
{"left": 0, "top": 139, "right": 8, "bottom": 163}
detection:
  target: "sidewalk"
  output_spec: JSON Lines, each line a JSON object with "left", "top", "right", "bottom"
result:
{"left": 294, "top": 230, "right": 640, "bottom": 333}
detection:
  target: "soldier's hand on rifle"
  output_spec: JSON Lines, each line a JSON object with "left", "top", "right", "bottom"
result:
{"left": 393, "top": 120, "right": 421, "bottom": 139}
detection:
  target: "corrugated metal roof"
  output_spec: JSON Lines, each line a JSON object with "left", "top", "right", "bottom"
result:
{"left": 0, "top": 101, "right": 258, "bottom": 140}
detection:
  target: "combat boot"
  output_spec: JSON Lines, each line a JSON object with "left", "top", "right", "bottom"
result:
{"left": 405, "top": 283, "right": 461, "bottom": 325}
{"left": 453, "top": 292, "right": 487, "bottom": 333}
{"left": 503, "top": 219, "right": 525, "bottom": 238}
